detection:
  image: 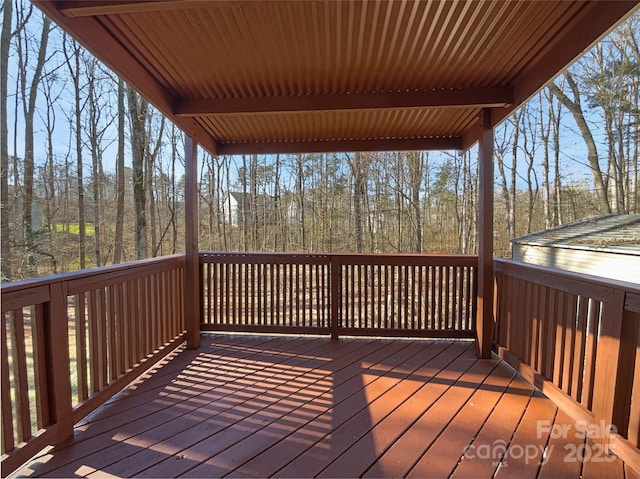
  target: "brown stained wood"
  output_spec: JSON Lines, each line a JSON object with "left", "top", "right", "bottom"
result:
{"left": 405, "top": 361, "right": 510, "bottom": 478}
{"left": 32, "top": 303, "right": 50, "bottom": 430}
{"left": 14, "top": 335, "right": 636, "bottom": 479}
{"left": 360, "top": 344, "right": 479, "bottom": 478}
{"left": 562, "top": 293, "right": 578, "bottom": 396}
{"left": 613, "top": 308, "right": 640, "bottom": 446}
{"left": 116, "top": 282, "right": 126, "bottom": 376}
{"left": 185, "top": 341, "right": 437, "bottom": 479}
{"left": 451, "top": 374, "right": 536, "bottom": 479}
{"left": 532, "top": 283, "right": 541, "bottom": 371}
{"left": 476, "top": 108, "right": 494, "bottom": 359}
{"left": 48, "top": 282, "right": 74, "bottom": 445}
{"left": 10, "top": 308, "right": 31, "bottom": 444}
{"left": 537, "top": 409, "right": 583, "bottom": 479}
{"left": 1, "top": 312, "right": 15, "bottom": 453}
{"left": 582, "top": 299, "right": 599, "bottom": 410}
{"left": 552, "top": 291, "right": 566, "bottom": 390}
{"left": 374, "top": 359, "right": 501, "bottom": 478}
{"left": 571, "top": 295, "right": 589, "bottom": 403}
{"left": 107, "top": 285, "right": 117, "bottom": 381}
{"left": 1, "top": 285, "right": 49, "bottom": 314}
{"left": 275, "top": 342, "right": 469, "bottom": 479}
{"left": 97, "top": 287, "right": 108, "bottom": 388}
{"left": 581, "top": 449, "right": 625, "bottom": 479}
{"left": 127, "top": 280, "right": 136, "bottom": 369}
{"left": 494, "top": 391, "right": 557, "bottom": 479}
{"left": 524, "top": 280, "right": 533, "bottom": 367}
{"left": 184, "top": 136, "right": 200, "bottom": 348}
{"left": 591, "top": 289, "right": 625, "bottom": 450}
{"left": 125, "top": 338, "right": 392, "bottom": 478}
{"left": 140, "top": 271, "right": 150, "bottom": 357}
{"left": 410, "top": 362, "right": 517, "bottom": 478}
{"left": 231, "top": 343, "right": 443, "bottom": 478}
{"left": 88, "top": 290, "right": 99, "bottom": 394}
{"left": 62, "top": 256, "right": 185, "bottom": 296}
{"left": 23, "top": 337, "right": 279, "bottom": 477}
{"left": 626, "top": 463, "right": 640, "bottom": 479}
{"left": 75, "top": 294, "right": 89, "bottom": 402}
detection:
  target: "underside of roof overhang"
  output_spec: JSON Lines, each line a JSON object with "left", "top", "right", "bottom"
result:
{"left": 33, "top": 0, "right": 640, "bottom": 157}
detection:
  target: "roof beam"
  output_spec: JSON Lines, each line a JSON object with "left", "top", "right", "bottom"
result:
{"left": 217, "top": 137, "right": 462, "bottom": 156}
{"left": 56, "top": 0, "right": 204, "bottom": 18}
{"left": 174, "top": 87, "right": 513, "bottom": 116}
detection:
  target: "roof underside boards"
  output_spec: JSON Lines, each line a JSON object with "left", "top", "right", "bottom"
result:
{"left": 34, "top": 0, "right": 640, "bottom": 156}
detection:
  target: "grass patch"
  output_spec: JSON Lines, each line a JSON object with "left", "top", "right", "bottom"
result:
{"left": 55, "top": 223, "right": 95, "bottom": 235}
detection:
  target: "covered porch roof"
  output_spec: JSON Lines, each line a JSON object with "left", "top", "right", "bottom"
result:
{"left": 33, "top": 0, "right": 639, "bottom": 157}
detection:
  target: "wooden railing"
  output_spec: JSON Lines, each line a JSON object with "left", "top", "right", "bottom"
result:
{"left": 1, "top": 255, "right": 186, "bottom": 476}
{"left": 200, "top": 252, "right": 478, "bottom": 338}
{"left": 494, "top": 259, "right": 640, "bottom": 471}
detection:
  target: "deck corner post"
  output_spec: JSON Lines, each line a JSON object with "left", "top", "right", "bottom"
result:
{"left": 593, "top": 288, "right": 626, "bottom": 451}
{"left": 184, "top": 135, "right": 200, "bottom": 349}
{"left": 47, "top": 282, "right": 74, "bottom": 443}
{"left": 476, "top": 108, "right": 494, "bottom": 359}
{"left": 330, "top": 256, "right": 340, "bottom": 340}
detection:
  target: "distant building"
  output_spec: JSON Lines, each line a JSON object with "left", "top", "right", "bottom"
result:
{"left": 511, "top": 214, "right": 640, "bottom": 284}
{"left": 222, "top": 192, "right": 278, "bottom": 227}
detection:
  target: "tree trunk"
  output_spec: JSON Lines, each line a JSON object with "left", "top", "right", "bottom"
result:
{"left": 406, "top": 151, "right": 424, "bottom": 253}
{"left": 549, "top": 74, "right": 611, "bottom": 214}
{"left": 348, "top": 152, "right": 367, "bottom": 253}
{"left": 113, "top": 79, "right": 126, "bottom": 264}
{"left": 20, "top": 14, "right": 50, "bottom": 275}
{"left": 1, "top": 0, "right": 13, "bottom": 280}
{"left": 127, "top": 87, "right": 148, "bottom": 259}
{"left": 63, "top": 36, "right": 87, "bottom": 269}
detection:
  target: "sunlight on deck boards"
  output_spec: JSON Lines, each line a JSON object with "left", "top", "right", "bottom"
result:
{"left": 14, "top": 334, "right": 631, "bottom": 479}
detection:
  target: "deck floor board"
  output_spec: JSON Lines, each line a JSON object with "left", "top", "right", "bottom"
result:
{"left": 15, "top": 334, "right": 630, "bottom": 479}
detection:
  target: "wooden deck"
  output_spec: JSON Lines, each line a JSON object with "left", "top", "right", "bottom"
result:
{"left": 15, "top": 334, "right": 637, "bottom": 479}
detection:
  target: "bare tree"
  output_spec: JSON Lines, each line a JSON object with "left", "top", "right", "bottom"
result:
{"left": 113, "top": 79, "right": 126, "bottom": 263}
{"left": 17, "top": 10, "right": 50, "bottom": 275}
{"left": 549, "top": 73, "right": 611, "bottom": 214}
{"left": 127, "top": 87, "right": 148, "bottom": 259}
{"left": 62, "top": 34, "right": 87, "bottom": 269}
{"left": 1, "top": 0, "right": 14, "bottom": 279}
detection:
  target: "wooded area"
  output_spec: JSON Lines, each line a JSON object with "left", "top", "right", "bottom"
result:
{"left": 1, "top": 1, "right": 639, "bottom": 281}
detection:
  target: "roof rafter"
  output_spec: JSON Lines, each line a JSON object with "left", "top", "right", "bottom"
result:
{"left": 56, "top": 0, "right": 203, "bottom": 18}
{"left": 217, "top": 137, "right": 462, "bottom": 156}
{"left": 175, "top": 87, "right": 513, "bottom": 116}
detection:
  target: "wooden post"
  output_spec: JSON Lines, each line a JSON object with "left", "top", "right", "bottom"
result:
{"left": 476, "top": 109, "right": 494, "bottom": 359}
{"left": 184, "top": 135, "right": 200, "bottom": 349}
{"left": 48, "top": 282, "right": 74, "bottom": 443}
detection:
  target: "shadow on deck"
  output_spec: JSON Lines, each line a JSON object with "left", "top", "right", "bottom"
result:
{"left": 15, "top": 334, "right": 633, "bottom": 478}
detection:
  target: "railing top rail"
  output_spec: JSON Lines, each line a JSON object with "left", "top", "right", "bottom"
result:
{"left": 0, "top": 254, "right": 186, "bottom": 294}
{"left": 495, "top": 258, "right": 640, "bottom": 296}
{"left": 200, "top": 251, "right": 478, "bottom": 266}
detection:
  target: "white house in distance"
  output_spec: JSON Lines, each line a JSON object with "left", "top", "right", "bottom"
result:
{"left": 511, "top": 214, "right": 640, "bottom": 284}
{"left": 222, "top": 192, "right": 277, "bottom": 227}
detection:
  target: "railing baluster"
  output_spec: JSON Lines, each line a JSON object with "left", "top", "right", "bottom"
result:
{"left": 1, "top": 312, "right": 15, "bottom": 453}
{"left": 32, "top": 303, "right": 49, "bottom": 429}
{"left": 75, "top": 293, "right": 88, "bottom": 402}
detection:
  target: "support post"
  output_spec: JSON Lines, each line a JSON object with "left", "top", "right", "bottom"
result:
{"left": 476, "top": 109, "right": 494, "bottom": 359}
{"left": 184, "top": 135, "right": 200, "bottom": 349}
{"left": 48, "top": 282, "right": 74, "bottom": 443}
